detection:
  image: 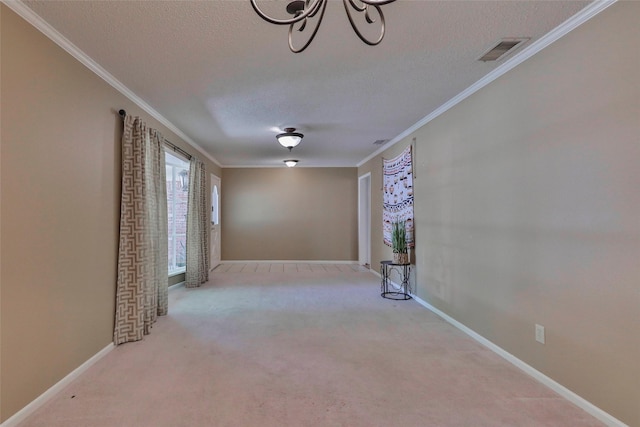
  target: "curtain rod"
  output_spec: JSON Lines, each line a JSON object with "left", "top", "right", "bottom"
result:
{"left": 118, "top": 109, "right": 193, "bottom": 160}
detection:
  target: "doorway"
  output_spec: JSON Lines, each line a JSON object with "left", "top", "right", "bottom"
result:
{"left": 210, "top": 174, "right": 221, "bottom": 270}
{"left": 358, "top": 173, "right": 371, "bottom": 268}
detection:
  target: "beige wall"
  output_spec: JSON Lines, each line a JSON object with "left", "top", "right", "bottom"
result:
{"left": 2, "top": 1, "right": 638, "bottom": 425}
{"left": 221, "top": 168, "right": 358, "bottom": 261}
{"left": 360, "top": 3, "right": 639, "bottom": 425}
{"left": 0, "top": 6, "right": 219, "bottom": 422}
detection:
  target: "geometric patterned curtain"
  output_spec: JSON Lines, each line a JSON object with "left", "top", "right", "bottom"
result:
{"left": 148, "top": 129, "right": 169, "bottom": 317}
{"left": 185, "top": 157, "right": 209, "bottom": 288}
{"left": 114, "top": 115, "right": 168, "bottom": 345}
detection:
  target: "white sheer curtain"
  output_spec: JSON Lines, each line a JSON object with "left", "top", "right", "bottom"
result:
{"left": 114, "top": 115, "right": 168, "bottom": 345}
{"left": 185, "top": 157, "right": 209, "bottom": 288}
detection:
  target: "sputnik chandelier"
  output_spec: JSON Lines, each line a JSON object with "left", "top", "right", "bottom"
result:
{"left": 250, "top": 0, "right": 397, "bottom": 53}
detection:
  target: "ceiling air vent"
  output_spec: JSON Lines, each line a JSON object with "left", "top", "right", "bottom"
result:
{"left": 373, "top": 139, "right": 389, "bottom": 146}
{"left": 478, "top": 37, "right": 530, "bottom": 62}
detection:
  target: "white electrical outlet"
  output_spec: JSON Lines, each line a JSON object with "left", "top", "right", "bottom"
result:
{"left": 535, "top": 324, "right": 545, "bottom": 344}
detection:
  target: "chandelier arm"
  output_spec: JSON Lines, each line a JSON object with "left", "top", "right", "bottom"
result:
{"left": 288, "top": 0, "right": 327, "bottom": 53}
{"left": 358, "top": 0, "right": 396, "bottom": 5}
{"left": 305, "top": 0, "right": 324, "bottom": 19}
{"left": 347, "top": 0, "right": 396, "bottom": 12}
{"left": 250, "top": 0, "right": 395, "bottom": 51}
{"left": 365, "top": 7, "right": 375, "bottom": 24}
{"left": 347, "top": 0, "right": 367, "bottom": 13}
{"left": 343, "top": 0, "right": 386, "bottom": 46}
{"left": 249, "top": 0, "right": 323, "bottom": 25}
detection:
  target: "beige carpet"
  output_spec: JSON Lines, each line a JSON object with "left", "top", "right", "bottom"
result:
{"left": 20, "top": 265, "right": 604, "bottom": 426}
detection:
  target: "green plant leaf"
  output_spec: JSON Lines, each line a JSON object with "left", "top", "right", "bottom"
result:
{"left": 391, "top": 220, "right": 407, "bottom": 254}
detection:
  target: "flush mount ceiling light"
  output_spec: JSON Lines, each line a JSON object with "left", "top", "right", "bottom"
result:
{"left": 277, "top": 128, "right": 304, "bottom": 151}
{"left": 284, "top": 159, "right": 299, "bottom": 167}
{"left": 250, "top": 0, "right": 397, "bottom": 53}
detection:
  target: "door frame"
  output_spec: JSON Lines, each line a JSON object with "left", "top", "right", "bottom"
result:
{"left": 210, "top": 173, "right": 221, "bottom": 270}
{"left": 358, "top": 173, "right": 371, "bottom": 268}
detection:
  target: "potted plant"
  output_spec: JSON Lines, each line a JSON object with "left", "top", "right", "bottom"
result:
{"left": 392, "top": 220, "right": 409, "bottom": 265}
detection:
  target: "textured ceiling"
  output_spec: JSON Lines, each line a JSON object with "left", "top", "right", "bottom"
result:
{"left": 21, "top": 0, "right": 592, "bottom": 167}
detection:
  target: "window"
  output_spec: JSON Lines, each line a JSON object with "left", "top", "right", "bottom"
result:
{"left": 165, "top": 151, "right": 189, "bottom": 275}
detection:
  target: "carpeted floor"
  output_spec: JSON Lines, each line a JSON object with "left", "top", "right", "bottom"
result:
{"left": 20, "top": 264, "right": 604, "bottom": 426}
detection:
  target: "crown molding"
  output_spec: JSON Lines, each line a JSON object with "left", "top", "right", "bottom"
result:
{"left": 2, "top": 0, "right": 615, "bottom": 170}
{"left": 1, "top": 0, "right": 222, "bottom": 167}
{"left": 357, "top": 0, "right": 617, "bottom": 168}
{"left": 221, "top": 164, "right": 356, "bottom": 169}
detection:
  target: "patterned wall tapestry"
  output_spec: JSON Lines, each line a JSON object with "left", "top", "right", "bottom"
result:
{"left": 383, "top": 145, "right": 415, "bottom": 247}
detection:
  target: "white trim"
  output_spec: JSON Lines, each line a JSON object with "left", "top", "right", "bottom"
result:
{"left": 356, "top": 0, "right": 617, "bottom": 168}
{"left": 1, "top": 0, "right": 221, "bottom": 168}
{"left": 409, "top": 294, "right": 627, "bottom": 427}
{"left": 169, "top": 281, "right": 185, "bottom": 291}
{"left": 0, "top": 343, "right": 115, "bottom": 427}
{"left": 168, "top": 270, "right": 186, "bottom": 279}
{"left": 2, "top": 0, "right": 615, "bottom": 170}
{"left": 368, "top": 265, "right": 626, "bottom": 426}
{"left": 221, "top": 260, "right": 358, "bottom": 264}
{"left": 358, "top": 172, "right": 372, "bottom": 267}
{"left": 221, "top": 164, "right": 356, "bottom": 169}
{"left": 164, "top": 146, "right": 191, "bottom": 165}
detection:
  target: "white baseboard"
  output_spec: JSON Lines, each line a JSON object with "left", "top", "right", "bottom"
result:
{"left": 369, "top": 266, "right": 625, "bottom": 425}
{"left": 1, "top": 343, "right": 115, "bottom": 427}
{"left": 3, "top": 275, "right": 625, "bottom": 427}
{"left": 221, "top": 260, "right": 358, "bottom": 264}
{"left": 409, "top": 293, "right": 627, "bottom": 427}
